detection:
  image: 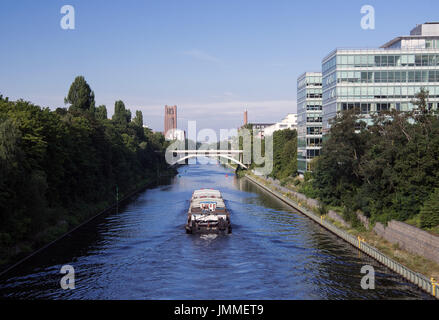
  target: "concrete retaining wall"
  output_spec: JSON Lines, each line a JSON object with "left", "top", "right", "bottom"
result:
{"left": 328, "top": 210, "right": 350, "bottom": 228}
{"left": 374, "top": 220, "right": 439, "bottom": 264}
{"left": 356, "top": 212, "right": 370, "bottom": 230}
{"left": 355, "top": 211, "right": 439, "bottom": 264}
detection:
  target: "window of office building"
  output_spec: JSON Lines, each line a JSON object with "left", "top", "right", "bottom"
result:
{"left": 307, "top": 138, "right": 322, "bottom": 147}
{"left": 307, "top": 105, "right": 322, "bottom": 111}
{"left": 376, "top": 103, "right": 390, "bottom": 112}
{"left": 307, "top": 127, "right": 322, "bottom": 135}
{"left": 334, "top": 53, "right": 439, "bottom": 68}
{"left": 307, "top": 149, "right": 320, "bottom": 159}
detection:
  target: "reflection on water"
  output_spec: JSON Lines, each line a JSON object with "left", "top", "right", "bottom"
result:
{"left": 0, "top": 164, "right": 432, "bottom": 300}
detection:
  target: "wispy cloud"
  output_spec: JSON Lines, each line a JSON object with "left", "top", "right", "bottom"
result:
{"left": 182, "top": 49, "right": 221, "bottom": 63}
{"left": 210, "top": 91, "right": 236, "bottom": 99}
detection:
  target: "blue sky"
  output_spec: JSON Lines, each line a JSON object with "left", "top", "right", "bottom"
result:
{"left": 0, "top": 0, "right": 438, "bottom": 132}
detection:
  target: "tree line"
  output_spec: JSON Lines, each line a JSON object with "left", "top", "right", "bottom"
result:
{"left": 0, "top": 76, "right": 173, "bottom": 267}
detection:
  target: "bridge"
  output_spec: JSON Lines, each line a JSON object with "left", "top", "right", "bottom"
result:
{"left": 167, "top": 150, "right": 247, "bottom": 169}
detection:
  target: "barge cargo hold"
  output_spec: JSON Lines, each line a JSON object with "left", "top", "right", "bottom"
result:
{"left": 185, "top": 189, "right": 232, "bottom": 234}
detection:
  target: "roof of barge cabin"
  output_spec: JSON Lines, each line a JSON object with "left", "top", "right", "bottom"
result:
{"left": 191, "top": 198, "right": 225, "bottom": 208}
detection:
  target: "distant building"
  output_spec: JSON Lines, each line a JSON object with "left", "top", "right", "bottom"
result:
{"left": 263, "top": 113, "right": 298, "bottom": 137}
{"left": 165, "top": 128, "right": 186, "bottom": 141}
{"left": 297, "top": 72, "right": 323, "bottom": 173}
{"left": 249, "top": 123, "right": 275, "bottom": 139}
{"left": 164, "top": 105, "right": 177, "bottom": 137}
{"left": 164, "top": 105, "right": 178, "bottom": 141}
{"left": 244, "top": 109, "right": 248, "bottom": 126}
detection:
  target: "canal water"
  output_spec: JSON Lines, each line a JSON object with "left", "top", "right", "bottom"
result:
{"left": 0, "top": 164, "right": 431, "bottom": 299}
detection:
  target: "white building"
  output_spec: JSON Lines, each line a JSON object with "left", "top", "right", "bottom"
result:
{"left": 165, "top": 128, "right": 186, "bottom": 141}
{"left": 248, "top": 123, "right": 275, "bottom": 139}
{"left": 297, "top": 73, "right": 322, "bottom": 173}
{"left": 263, "top": 113, "right": 298, "bottom": 137}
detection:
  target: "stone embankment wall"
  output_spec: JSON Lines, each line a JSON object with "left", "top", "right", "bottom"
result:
{"left": 373, "top": 220, "right": 439, "bottom": 264}
{"left": 328, "top": 210, "right": 350, "bottom": 227}
{"left": 352, "top": 211, "right": 439, "bottom": 264}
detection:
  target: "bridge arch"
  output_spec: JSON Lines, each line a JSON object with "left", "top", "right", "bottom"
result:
{"left": 170, "top": 154, "right": 248, "bottom": 169}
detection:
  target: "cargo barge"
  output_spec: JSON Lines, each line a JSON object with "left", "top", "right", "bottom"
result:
{"left": 185, "top": 189, "right": 232, "bottom": 234}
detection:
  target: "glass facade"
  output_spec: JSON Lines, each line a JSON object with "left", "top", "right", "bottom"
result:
{"left": 297, "top": 72, "right": 322, "bottom": 173}
{"left": 322, "top": 48, "right": 439, "bottom": 132}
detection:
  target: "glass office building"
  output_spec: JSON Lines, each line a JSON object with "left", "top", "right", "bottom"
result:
{"left": 321, "top": 23, "right": 439, "bottom": 133}
{"left": 297, "top": 72, "right": 322, "bottom": 173}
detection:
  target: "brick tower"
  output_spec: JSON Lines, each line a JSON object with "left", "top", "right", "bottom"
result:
{"left": 164, "top": 105, "right": 177, "bottom": 138}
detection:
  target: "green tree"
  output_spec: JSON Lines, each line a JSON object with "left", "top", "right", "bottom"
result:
{"left": 412, "top": 87, "right": 429, "bottom": 115}
{"left": 0, "top": 117, "right": 23, "bottom": 166}
{"left": 312, "top": 110, "right": 369, "bottom": 206}
{"left": 131, "top": 110, "right": 145, "bottom": 140}
{"left": 64, "top": 76, "right": 96, "bottom": 114}
{"left": 96, "top": 105, "right": 108, "bottom": 120}
{"left": 112, "top": 100, "right": 128, "bottom": 128}
{"left": 270, "top": 129, "right": 297, "bottom": 180}
{"left": 420, "top": 188, "right": 439, "bottom": 229}
{"left": 133, "top": 110, "right": 143, "bottom": 128}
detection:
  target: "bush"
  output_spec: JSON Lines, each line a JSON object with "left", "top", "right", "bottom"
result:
{"left": 317, "top": 201, "right": 328, "bottom": 216}
{"left": 342, "top": 206, "right": 363, "bottom": 230}
{"left": 420, "top": 189, "right": 439, "bottom": 229}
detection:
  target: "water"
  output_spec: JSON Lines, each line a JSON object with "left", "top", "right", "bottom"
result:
{"left": 0, "top": 164, "right": 431, "bottom": 299}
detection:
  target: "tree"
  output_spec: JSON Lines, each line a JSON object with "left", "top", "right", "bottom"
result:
{"left": 64, "top": 76, "right": 96, "bottom": 114}
{"left": 133, "top": 110, "right": 143, "bottom": 128}
{"left": 312, "top": 110, "right": 369, "bottom": 206}
{"left": 412, "top": 87, "right": 430, "bottom": 115}
{"left": 126, "top": 109, "right": 132, "bottom": 123}
{"left": 420, "top": 188, "right": 439, "bottom": 229}
{"left": 0, "top": 118, "right": 23, "bottom": 166}
{"left": 270, "top": 129, "right": 297, "bottom": 180}
{"left": 96, "top": 105, "right": 108, "bottom": 121}
{"left": 132, "top": 110, "right": 145, "bottom": 140}
{"left": 112, "top": 100, "right": 128, "bottom": 128}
